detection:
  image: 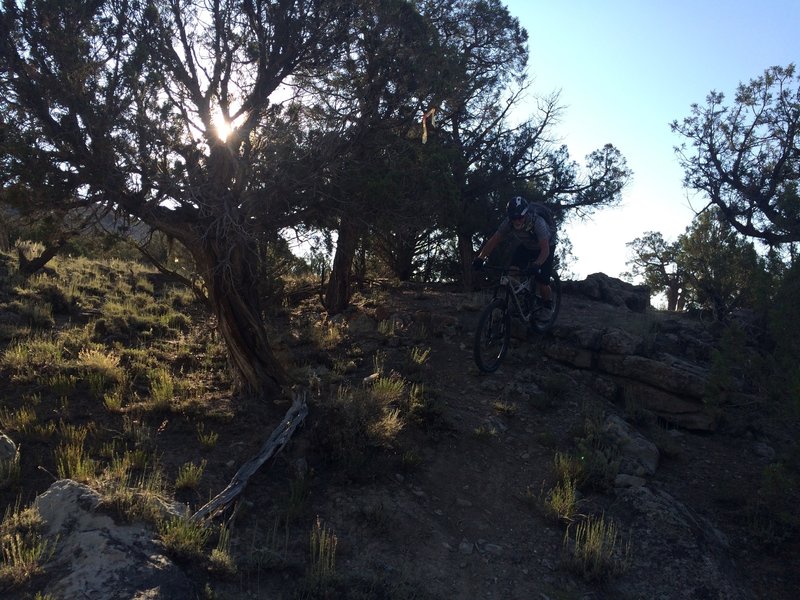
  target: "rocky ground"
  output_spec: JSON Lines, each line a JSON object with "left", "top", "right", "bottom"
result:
{"left": 3, "top": 274, "right": 798, "bottom": 599}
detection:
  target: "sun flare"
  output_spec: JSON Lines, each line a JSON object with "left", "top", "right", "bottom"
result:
{"left": 214, "top": 117, "right": 232, "bottom": 142}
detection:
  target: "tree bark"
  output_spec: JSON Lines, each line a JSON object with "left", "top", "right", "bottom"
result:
{"left": 666, "top": 282, "right": 679, "bottom": 312}
{"left": 457, "top": 228, "right": 476, "bottom": 291}
{"left": 324, "top": 215, "right": 361, "bottom": 314}
{"left": 194, "top": 238, "right": 288, "bottom": 399}
{"left": 16, "top": 238, "right": 67, "bottom": 277}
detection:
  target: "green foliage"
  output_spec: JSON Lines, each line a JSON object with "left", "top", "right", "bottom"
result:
{"left": 624, "top": 231, "right": 686, "bottom": 311}
{"left": 677, "top": 208, "right": 766, "bottom": 320}
{"left": 768, "top": 261, "right": 800, "bottom": 412}
{"left": 55, "top": 428, "right": 97, "bottom": 483}
{"left": 673, "top": 65, "right": 800, "bottom": 245}
{"left": 312, "top": 380, "right": 413, "bottom": 480}
{"left": 0, "top": 501, "right": 53, "bottom": 588}
{"left": 175, "top": 460, "right": 206, "bottom": 491}
{"left": 196, "top": 423, "right": 219, "bottom": 450}
{"left": 747, "top": 462, "right": 800, "bottom": 547}
{"left": 542, "top": 476, "right": 579, "bottom": 523}
{"left": 705, "top": 323, "right": 748, "bottom": 406}
{"left": 97, "top": 456, "right": 168, "bottom": 524}
{"left": 572, "top": 404, "right": 620, "bottom": 492}
{"left": 0, "top": 450, "right": 21, "bottom": 490}
{"left": 148, "top": 368, "right": 176, "bottom": 412}
{"left": 209, "top": 524, "right": 237, "bottom": 578}
{"left": 158, "top": 516, "right": 212, "bottom": 562}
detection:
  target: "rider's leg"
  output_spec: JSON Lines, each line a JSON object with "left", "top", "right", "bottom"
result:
{"left": 537, "top": 282, "right": 552, "bottom": 303}
{"left": 535, "top": 245, "right": 556, "bottom": 307}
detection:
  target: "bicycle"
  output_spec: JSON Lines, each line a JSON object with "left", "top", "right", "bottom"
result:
{"left": 473, "top": 265, "right": 562, "bottom": 373}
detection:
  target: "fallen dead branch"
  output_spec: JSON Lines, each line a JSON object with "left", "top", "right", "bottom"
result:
{"left": 191, "top": 392, "right": 309, "bottom": 521}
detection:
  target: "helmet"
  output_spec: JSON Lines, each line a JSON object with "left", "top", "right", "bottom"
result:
{"left": 507, "top": 196, "right": 528, "bottom": 220}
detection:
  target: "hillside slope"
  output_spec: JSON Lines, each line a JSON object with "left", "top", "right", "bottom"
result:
{"left": 0, "top": 261, "right": 797, "bottom": 599}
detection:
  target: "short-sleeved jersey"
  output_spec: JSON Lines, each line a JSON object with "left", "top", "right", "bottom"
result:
{"left": 496, "top": 202, "right": 558, "bottom": 250}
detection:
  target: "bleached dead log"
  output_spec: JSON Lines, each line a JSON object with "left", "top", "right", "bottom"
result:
{"left": 191, "top": 392, "right": 308, "bottom": 521}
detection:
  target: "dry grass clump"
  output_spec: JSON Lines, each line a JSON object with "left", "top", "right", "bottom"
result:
{"left": 0, "top": 501, "right": 54, "bottom": 589}
{"left": 157, "top": 515, "right": 211, "bottom": 562}
{"left": 562, "top": 513, "right": 630, "bottom": 582}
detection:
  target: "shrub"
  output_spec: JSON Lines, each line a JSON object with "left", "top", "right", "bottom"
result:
{"left": 0, "top": 502, "right": 53, "bottom": 588}
{"left": 175, "top": 460, "right": 206, "bottom": 491}
{"left": 563, "top": 514, "right": 630, "bottom": 582}
{"left": 158, "top": 516, "right": 211, "bottom": 561}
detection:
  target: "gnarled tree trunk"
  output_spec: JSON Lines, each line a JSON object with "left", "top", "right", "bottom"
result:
{"left": 193, "top": 236, "right": 288, "bottom": 399}
{"left": 324, "top": 215, "right": 361, "bottom": 314}
{"left": 458, "top": 228, "right": 476, "bottom": 291}
{"left": 16, "top": 238, "right": 67, "bottom": 277}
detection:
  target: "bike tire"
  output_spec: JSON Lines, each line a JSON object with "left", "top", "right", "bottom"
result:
{"left": 530, "top": 272, "right": 562, "bottom": 333}
{"left": 474, "top": 298, "right": 511, "bottom": 373}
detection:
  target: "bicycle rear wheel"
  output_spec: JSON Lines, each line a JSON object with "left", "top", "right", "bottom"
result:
{"left": 474, "top": 299, "right": 511, "bottom": 373}
{"left": 530, "top": 272, "right": 562, "bottom": 333}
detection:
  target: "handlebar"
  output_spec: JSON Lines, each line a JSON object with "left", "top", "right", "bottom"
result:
{"left": 476, "top": 265, "right": 539, "bottom": 277}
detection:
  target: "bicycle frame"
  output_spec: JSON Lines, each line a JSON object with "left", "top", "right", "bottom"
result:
{"left": 494, "top": 273, "right": 534, "bottom": 326}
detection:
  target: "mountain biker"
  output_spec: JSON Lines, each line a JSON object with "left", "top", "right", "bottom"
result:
{"left": 472, "top": 196, "right": 558, "bottom": 319}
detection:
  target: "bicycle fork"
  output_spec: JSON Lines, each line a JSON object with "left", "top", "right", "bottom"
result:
{"left": 499, "top": 276, "right": 533, "bottom": 325}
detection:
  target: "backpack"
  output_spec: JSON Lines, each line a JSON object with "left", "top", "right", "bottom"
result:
{"left": 529, "top": 202, "right": 557, "bottom": 235}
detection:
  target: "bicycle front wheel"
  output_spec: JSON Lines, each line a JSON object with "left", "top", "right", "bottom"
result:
{"left": 474, "top": 299, "right": 511, "bottom": 373}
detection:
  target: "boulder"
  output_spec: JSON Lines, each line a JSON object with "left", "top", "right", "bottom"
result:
{"left": 0, "top": 433, "right": 17, "bottom": 462}
{"left": 618, "top": 380, "right": 719, "bottom": 431}
{"left": 34, "top": 479, "right": 194, "bottom": 600}
{"left": 603, "top": 414, "right": 660, "bottom": 477}
{"left": 609, "top": 485, "right": 745, "bottom": 600}
{"left": 596, "top": 354, "right": 708, "bottom": 399}
{"left": 563, "top": 273, "right": 651, "bottom": 312}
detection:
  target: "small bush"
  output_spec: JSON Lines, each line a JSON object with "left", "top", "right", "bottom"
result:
{"left": 563, "top": 514, "right": 630, "bottom": 582}
{"left": 0, "top": 406, "right": 37, "bottom": 434}
{"left": 370, "top": 375, "right": 404, "bottom": 404}
{"left": 0, "top": 451, "right": 21, "bottom": 490}
{"left": 0, "top": 502, "right": 52, "bottom": 588}
{"left": 575, "top": 434, "right": 620, "bottom": 492}
{"left": 746, "top": 462, "right": 800, "bottom": 546}
{"left": 196, "top": 424, "right": 219, "bottom": 450}
{"left": 97, "top": 458, "right": 167, "bottom": 524}
{"left": 209, "top": 525, "right": 237, "bottom": 578}
{"left": 543, "top": 477, "right": 579, "bottom": 522}
{"left": 148, "top": 368, "right": 175, "bottom": 412}
{"left": 158, "top": 516, "right": 211, "bottom": 561}
{"left": 55, "top": 438, "right": 97, "bottom": 483}
{"left": 0, "top": 532, "right": 54, "bottom": 587}
{"left": 1, "top": 335, "right": 64, "bottom": 378}
{"left": 175, "top": 460, "right": 206, "bottom": 491}
{"left": 307, "top": 516, "right": 337, "bottom": 588}
{"left": 13, "top": 299, "right": 55, "bottom": 328}
{"left": 553, "top": 452, "right": 586, "bottom": 487}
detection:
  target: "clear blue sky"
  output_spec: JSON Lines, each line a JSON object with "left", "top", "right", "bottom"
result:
{"left": 503, "top": 0, "right": 800, "bottom": 280}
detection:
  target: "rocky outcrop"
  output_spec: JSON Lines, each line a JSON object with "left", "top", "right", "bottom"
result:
{"left": 545, "top": 310, "right": 720, "bottom": 431}
{"left": 34, "top": 480, "right": 193, "bottom": 600}
{"left": 604, "top": 415, "right": 660, "bottom": 479}
{"left": 0, "top": 432, "right": 16, "bottom": 462}
{"left": 562, "top": 273, "right": 651, "bottom": 312}
{"left": 609, "top": 484, "right": 747, "bottom": 599}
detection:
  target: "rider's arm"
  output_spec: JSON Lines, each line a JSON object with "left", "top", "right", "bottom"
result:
{"left": 533, "top": 236, "right": 550, "bottom": 266}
